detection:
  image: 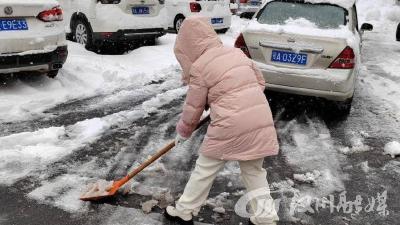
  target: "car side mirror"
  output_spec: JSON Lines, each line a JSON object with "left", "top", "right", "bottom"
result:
{"left": 361, "top": 23, "right": 373, "bottom": 31}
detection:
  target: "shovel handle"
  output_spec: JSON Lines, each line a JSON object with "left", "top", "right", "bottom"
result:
{"left": 119, "top": 114, "right": 211, "bottom": 186}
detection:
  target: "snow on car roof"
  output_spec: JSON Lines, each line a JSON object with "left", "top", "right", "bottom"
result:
{"left": 0, "top": 0, "right": 58, "bottom": 5}
{"left": 264, "top": 0, "right": 356, "bottom": 9}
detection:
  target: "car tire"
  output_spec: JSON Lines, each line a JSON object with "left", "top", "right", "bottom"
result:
{"left": 174, "top": 16, "right": 185, "bottom": 33}
{"left": 73, "top": 18, "right": 94, "bottom": 50}
{"left": 239, "top": 12, "right": 254, "bottom": 19}
{"left": 47, "top": 70, "right": 59, "bottom": 78}
{"left": 216, "top": 28, "right": 229, "bottom": 34}
{"left": 145, "top": 38, "right": 156, "bottom": 46}
{"left": 396, "top": 23, "right": 400, "bottom": 41}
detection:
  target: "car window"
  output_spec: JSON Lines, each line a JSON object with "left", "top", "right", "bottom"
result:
{"left": 257, "top": 1, "right": 347, "bottom": 29}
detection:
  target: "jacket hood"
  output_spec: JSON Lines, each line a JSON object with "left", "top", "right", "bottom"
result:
{"left": 174, "top": 16, "right": 223, "bottom": 84}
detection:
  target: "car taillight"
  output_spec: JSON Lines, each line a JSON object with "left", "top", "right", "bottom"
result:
{"left": 234, "top": 33, "right": 251, "bottom": 58}
{"left": 37, "top": 6, "right": 63, "bottom": 22}
{"left": 190, "top": 2, "right": 202, "bottom": 12}
{"left": 329, "top": 46, "right": 355, "bottom": 69}
{"left": 98, "top": 0, "right": 121, "bottom": 3}
{"left": 240, "top": 0, "right": 248, "bottom": 3}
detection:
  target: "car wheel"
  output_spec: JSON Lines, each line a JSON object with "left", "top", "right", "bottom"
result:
{"left": 74, "top": 19, "right": 93, "bottom": 49}
{"left": 145, "top": 38, "right": 156, "bottom": 46}
{"left": 396, "top": 23, "right": 400, "bottom": 41}
{"left": 216, "top": 28, "right": 229, "bottom": 34}
{"left": 174, "top": 16, "right": 185, "bottom": 33}
{"left": 47, "top": 70, "right": 59, "bottom": 78}
{"left": 239, "top": 12, "right": 254, "bottom": 19}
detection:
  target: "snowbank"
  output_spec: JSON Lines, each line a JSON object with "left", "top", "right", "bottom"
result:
{"left": 0, "top": 35, "right": 178, "bottom": 123}
{"left": 357, "top": 0, "right": 400, "bottom": 24}
{"left": 304, "top": 0, "right": 355, "bottom": 9}
{"left": 264, "top": 0, "right": 356, "bottom": 9}
{"left": 384, "top": 141, "right": 400, "bottom": 158}
{"left": 0, "top": 119, "right": 106, "bottom": 185}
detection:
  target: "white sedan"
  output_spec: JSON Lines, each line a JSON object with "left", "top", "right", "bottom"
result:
{"left": 235, "top": 0, "right": 373, "bottom": 115}
{"left": 165, "top": 0, "right": 232, "bottom": 33}
{"left": 0, "top": 0, "right": 68, "bottom": 78}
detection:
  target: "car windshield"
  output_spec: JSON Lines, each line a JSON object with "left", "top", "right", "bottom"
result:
{"left": 257, "top": 1, "right": 347, "bottom": 29}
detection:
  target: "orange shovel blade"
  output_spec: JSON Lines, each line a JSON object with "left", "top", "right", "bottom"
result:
{"left": 79, "top": 180, "right": 123, "bottom": 201}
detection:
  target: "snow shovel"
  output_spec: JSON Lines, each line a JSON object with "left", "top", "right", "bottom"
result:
{"left": 80, "top": 115, "right": 211, "bottom": 202}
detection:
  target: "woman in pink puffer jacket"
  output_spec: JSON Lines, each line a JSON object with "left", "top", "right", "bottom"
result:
{"left": 165, "top": 17, "right": 279, "bottom": 225}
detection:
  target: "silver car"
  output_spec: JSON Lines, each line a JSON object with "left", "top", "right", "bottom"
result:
{"left": 233, "top": 0, "right": 262, "bottom": 19}
{"left": 235, "top": 0, "right": 373, "bottom": 115}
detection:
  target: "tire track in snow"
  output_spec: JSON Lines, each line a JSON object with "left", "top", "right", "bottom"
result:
{"left": 0, "top": 74, "right": 186, "bottom": 184}
{"left": 1, "top": 87, "right": 185, "bottom": 210}
{"left": 0, "top": 69, "right": 182, "bottom": 137}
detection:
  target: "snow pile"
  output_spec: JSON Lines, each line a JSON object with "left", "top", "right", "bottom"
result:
{"left": 284, "top": 18, "right": 317, "bottom": 29}
{"left": 206, "top": 192, "right": 231, "bottom": 214}
{"left": 270, "top": 179, "right": 296, "bottom": 192}
{"left": 304, "top": 0, "right": 355, "bottom": 9}
{"left": 222, "top": 15, "right": 251, "bottom": 45}
{"left": 339, "top": 131, "right": 371, "bottom": 155}
{"left": 0, "top": 117, "right": 109, "bottom": 185}
{"left": 359, "top": 161, "right": 370, "bottom": 173}
{"left": 0, "top": 35, "right": 179, "bottom": 123}
{"left": 293, "top": 170, "right": 321, "bottom": 184}
{"left": 141, "top": 200, "right": 159, "bottom": 214}
{"left": 357, "top": 0, "right": 400, "bottom": 24}
{"left": 263, "top": 0, "right": 356, "bottom": 9}
{"left": 384, "top": 141, "right": 400, "bottom": 158}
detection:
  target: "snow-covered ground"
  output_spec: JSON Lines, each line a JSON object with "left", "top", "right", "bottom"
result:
{"left": 0, "top": 0, "right": 400, "bottom": 224}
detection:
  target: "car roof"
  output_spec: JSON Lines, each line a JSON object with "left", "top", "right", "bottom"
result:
{"left": 264, "top": 0, "right": 356, "bottom": 9}
{"left": 0, "top": 0, "right": 58, "bottom": 5}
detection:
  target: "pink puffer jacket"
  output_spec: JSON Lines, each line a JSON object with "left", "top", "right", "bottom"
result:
{"left": 175, "top": 17, "right": 279, "bottom": 161}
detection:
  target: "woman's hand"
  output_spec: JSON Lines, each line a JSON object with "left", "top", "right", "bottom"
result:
{"left": 175, "top": 134, "right": 188, "bottom": 146}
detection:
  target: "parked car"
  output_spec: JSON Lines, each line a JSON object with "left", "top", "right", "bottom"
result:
{"left": 59, "top": 0, "right": 168, "bottom": 50}
{"left": 234, "top": 0, "right": 373, "bottom": 115}
{"left": 166, "top": 0, "right": 232, "bottom": 33}
{"left": 397, "top": 23, "right": 400, "bottom": 41}
{"left": 0, "top": 0, "right": 68, "bottom": 78}
{"left": 231, "top": 0, "right": 262, "bottom": 19}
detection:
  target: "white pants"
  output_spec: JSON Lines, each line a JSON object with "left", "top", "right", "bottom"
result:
{"left": 175, "top": 154, "right": 279, "bottom": 225}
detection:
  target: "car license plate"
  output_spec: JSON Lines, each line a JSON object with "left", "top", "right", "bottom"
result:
{"left": 211, "top": 18, "right": 223, "bottom": 24}
{"left": 271, "top": 50, "right": 307, "bottom": 65}
{"left": 132, "top": 7, "right": 149, "bottom": 15}
{"left": 0, "top": 18, "right": 28, "bottom": 31}
{"left": 250, "top": 1, "right": 260, "bottom": 5}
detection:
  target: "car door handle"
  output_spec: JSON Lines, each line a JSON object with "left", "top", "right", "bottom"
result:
{"left": 259, "top": 41, "right": 324, "bottom": 54}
